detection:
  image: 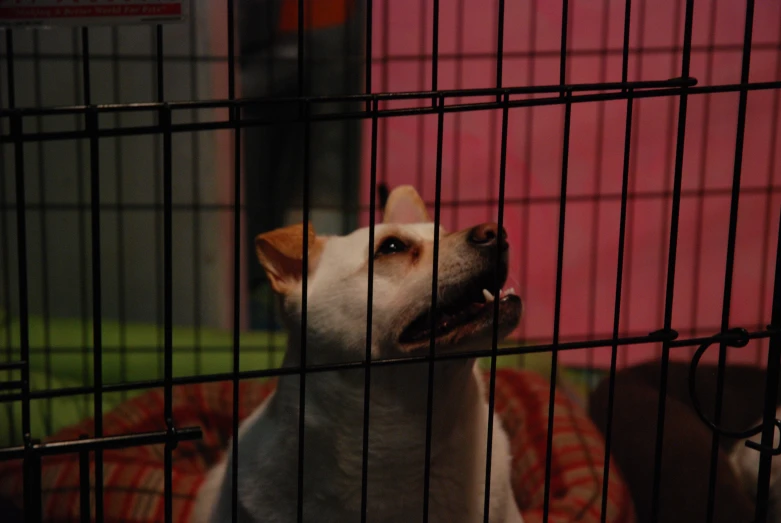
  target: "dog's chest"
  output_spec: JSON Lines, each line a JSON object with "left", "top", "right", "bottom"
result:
{"left": 236, "top": 396, "right": 486, "bottom": 522}
{"left": 294, "top": 408, "right": 482, "bottom": 522}
{"left": 296, "top": 447, "right": 481, "bottom": 523}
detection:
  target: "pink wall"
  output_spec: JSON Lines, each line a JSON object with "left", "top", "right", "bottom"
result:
{"left": 211, "top": 1, "right": 249, "bottom": 332}
{"left": 359, "top": 0, "right": 781, "bottom": 368}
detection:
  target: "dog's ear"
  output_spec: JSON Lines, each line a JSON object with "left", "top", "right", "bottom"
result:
{"left": 255, "top": 223, "right": 324, "bottom": 295}
{"left": 383, "top": 185, "right": 431, "bottom": 224}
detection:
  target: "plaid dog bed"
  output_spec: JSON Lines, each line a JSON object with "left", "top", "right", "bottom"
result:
{"left": 0, "top": 369, "right": 636, "bottom": 523}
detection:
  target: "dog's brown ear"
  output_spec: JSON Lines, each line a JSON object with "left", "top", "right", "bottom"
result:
{"left": 255, "top": 223, "right": 324, "bottom": 295}
{"left": 383, "top": 185, "right": 431, "bottom": 224}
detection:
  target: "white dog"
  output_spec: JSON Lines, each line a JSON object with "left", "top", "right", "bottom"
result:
{"left": 194, "top": 186, "right": 525, "bottom": 523}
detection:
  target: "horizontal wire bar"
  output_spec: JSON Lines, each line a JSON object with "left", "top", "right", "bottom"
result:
{"left": 1, "top": 76, "right": 694, "bottom": 118}
{"left": 0, "top": 323, "right": 767, "bottom": 355}
{"left": 0, "top": 325, "right": 769, "bottom": 355}
{"left": 4, "top": 41, "right": 777, "bottom": 66}
{"left": 0, "top": 328, "right": 773, "bottom": 405}
{"left": 4, "top": 80, "right": 781, "bottom": 144}
{"left": 0, "top": 361, "right": 26, "bottom": 372}
{"left": 3, "top": 185, "right": 781, "bottom": 213}
{"left": 0, "top": 380, "right": 24, "bottom": 392}
{"left": 0, "top": 426, "right": 202, "bottom": 461}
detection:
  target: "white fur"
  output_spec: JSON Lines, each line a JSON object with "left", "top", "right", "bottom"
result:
{"left": 193, "top": 218, "right": 524, "bottom": 523}
{"left": 729, "top": 407, "right": 781, "bottom": 521}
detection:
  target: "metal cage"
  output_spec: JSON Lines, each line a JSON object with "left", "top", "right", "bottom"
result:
{"left": 1, "top": 0, "right": 781, "bottom": 522}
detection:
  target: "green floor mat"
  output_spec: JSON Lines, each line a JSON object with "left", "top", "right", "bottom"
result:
{"left": 1, "top": 313, "right": 602, "bottom": 446}
{"left": 1, "top": 315, "right": 287, "bottom": 386}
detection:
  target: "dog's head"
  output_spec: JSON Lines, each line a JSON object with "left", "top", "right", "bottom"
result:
{"left": 256, "top": 186, "right": 522, "bottom": 364}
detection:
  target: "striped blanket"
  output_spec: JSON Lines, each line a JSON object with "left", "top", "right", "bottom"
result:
{"left": 0, "top": 369, "right": 636, "bottom": 523}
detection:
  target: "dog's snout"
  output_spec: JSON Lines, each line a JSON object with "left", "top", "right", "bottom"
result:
{"left": 468, "top": 222, "right": 508, "bottom": 250}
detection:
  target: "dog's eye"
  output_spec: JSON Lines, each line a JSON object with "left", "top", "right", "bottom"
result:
{"left": 375, "top": 237, "right": 408, "bottom": 257}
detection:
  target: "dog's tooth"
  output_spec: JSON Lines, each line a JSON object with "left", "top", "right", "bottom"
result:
{"left": 482, "top": 289, "right": 495, "bottom": 302}
{"left": 506, "top": 287, "right": 515, "bottom": 296}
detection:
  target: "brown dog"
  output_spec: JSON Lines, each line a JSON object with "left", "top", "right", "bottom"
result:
{"left": 589, "top": 361, "right": 779, "bottom": 523}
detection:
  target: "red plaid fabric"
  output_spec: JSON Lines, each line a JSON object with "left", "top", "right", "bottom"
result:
{"left": 0, "top": 370, "right": 636, "bottom": 523}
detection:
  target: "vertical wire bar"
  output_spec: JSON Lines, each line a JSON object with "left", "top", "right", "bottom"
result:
{"left": 421, "top": 95, "right": 445, "bottom": 523}
{"left": 705, "top": 2, "right": 755, "bottom": 521}
{"left": 29, "top": 450, "right": 42, "bottom": 523}
{"left": 485, "top": 0, "right": 501, "bottom": 223}
{"left": 600, "top": 91, "right": 634, "bottom": 523}
{"left": 72, "top": 28, "right": 90, "bottom": 416}
{"left": 483, "top": 91, "right": 510, "bottom": 523}
{"left": 366, "top": 0, "right": 373, "bottom": 103}
{"left": 153, "top": 26, "right": 164, "bottom": 380}
{"left": 756, "top": 15, "right": 781, "bottom": 366}
{"left": 345, "top": 0, "right": 363, "bottom": 232}
{"left": 111, "top": 28, "right": 128, "bottom": 395}
{"left": 79, "top": 434, "right": 90, "bottom": 522}
{"left": 360, "top": 97, "right": 380, "bottom": 523}
{"left": 558, "top": 0, "right": 569, "bottom": 89}
{"left": 8, "top": 43, "right": 43, "bottom": 522}
{"left": 430, "top": 0, "right": 439, "bottom": 102}
{"left": 161, "top": 83, "right": 176, "bottom": 523}
{"left": 188, "top": 0, "right": 203, "bottom": 375}
{"left": 654, "top": 0, "right": 684, "bottom": 357}
{"left": 754, "top": 209, "right": 781, "bottom": 522}
{"left": 303, "top": 0, "right": 313, "bottom": 95}
{"left": 154, "top": 24, "right": 175, "bottom": 523}
{"left": 0, "top": 37, "right": 15, "bottom": 446}
{"left": 296, "top": 101, "right": 312, "bottom": 523}
{"left": 298, "top": 0, "right": 305, "bottom": 97}
{"left": 294, "top": 2, "right": 310, "bottom": 522}
{"left": 619, "top": 0, "right": 648, "bottom": 361}
{"left": 377, "top": 0, "right": 389, "bottom": 191}
{"left": 620, "top": 0, "right": 632, "bottom": 88}
{"left": 519, "top": 0, "right": 538, "bottom": 353}
{"left": 451, "top": 0, "right": 465, "bottom": 232}
{"left": 32, "top": 31, "right": 53, "bottom": 435}
{"left": 689, "top": 1, "right": 719, "bottom": 360}
{"left": 494, "top": 0, "right": 506, "bottom": 94}
{"left": 542, "top": 93, "right": 572, "bottom": 523}
{"left": 226, "top": 0, "right": 241, "bottom": 520}
{"left": 6, "top": 28, "right": 34, "bottom": 518}
{"left": 415, "top": 0, "right": 426, "bottom": 189}
{"left": 543, "top": 1, "right": 571, "bottom": 519}
{"left": 229, "top": 108, "right": 242, "bottom": 523}
{"left": 265, "top": 0, "right": 277, "bottom": 366}
{"left": 600, "top": 2, "right": 633, "bottom": 521}
{"left": 82, "top": 27, "right": 105, "bottom": 523}
{"left": 376, "top": 0, "right": 389, "bottom": 198}
{"left": 757, "top": 208, "right": 781, "bottom": 520}
{"left": 649, "top": 1, "right": 696, "bottom": 520}
{"left": 586, "top": 0, "right": 611, "bottom": 371}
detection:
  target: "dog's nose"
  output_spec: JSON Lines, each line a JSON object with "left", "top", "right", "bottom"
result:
{"left": 468, "top": 222, "right": 508, "bottom": 250}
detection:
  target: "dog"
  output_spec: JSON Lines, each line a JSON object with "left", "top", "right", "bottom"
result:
{"left": 193, "top": 185, "right": 525, "bottom": 523}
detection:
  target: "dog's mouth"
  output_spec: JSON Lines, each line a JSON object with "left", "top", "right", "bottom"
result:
{"left": 398, "top": 273, "right": 522, "bottom": 348}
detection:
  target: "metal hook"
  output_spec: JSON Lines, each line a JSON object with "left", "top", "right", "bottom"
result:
{"left": 688, "top": 328, "right": 765, "bottom": 440}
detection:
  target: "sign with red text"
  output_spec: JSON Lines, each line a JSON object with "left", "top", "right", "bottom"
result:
{"left": 0, "top": 0, "right": 187, "bottom": 27}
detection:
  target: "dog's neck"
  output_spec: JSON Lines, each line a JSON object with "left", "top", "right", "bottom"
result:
{"left": 274, "top": 333, "right": 482, "bottom": 438}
